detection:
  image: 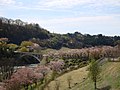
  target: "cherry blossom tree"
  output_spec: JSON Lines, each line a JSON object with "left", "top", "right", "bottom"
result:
{"left": 49, "top": 60, "right": 65, "bottom": 72}
{"left": 4, "top": 67, "right": 44, "bottom": 90}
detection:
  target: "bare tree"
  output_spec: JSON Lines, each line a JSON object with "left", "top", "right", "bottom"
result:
{"left": 67, "top": 75, "right": 72, "bottom": 89}
{"left": 54, "top": 79, "right": 60, "bottom": 90}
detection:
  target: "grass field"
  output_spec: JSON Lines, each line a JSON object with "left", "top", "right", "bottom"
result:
{"left": 45, "top": 60, "right": 120, "bottom": 90}
{"left": 41, "top": 47, "right": 70, "bottom": 54}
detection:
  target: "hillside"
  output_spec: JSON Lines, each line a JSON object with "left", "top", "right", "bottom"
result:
{"left": 0, "top": 17, "right": 120, "bottom": 49}
{"left": 46, "top": 60, "right": 120, "bottom": 90}
{"left": 0, "top": 17, "right": 51, "bottom": 44}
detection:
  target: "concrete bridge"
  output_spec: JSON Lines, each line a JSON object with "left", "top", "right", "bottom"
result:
{"left": 14, "top": 51, "right": 43, "bottom": 65}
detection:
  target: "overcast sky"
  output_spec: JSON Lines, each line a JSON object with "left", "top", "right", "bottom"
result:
{"left": 0, "top": 0, "right": 120, "bottom": 36}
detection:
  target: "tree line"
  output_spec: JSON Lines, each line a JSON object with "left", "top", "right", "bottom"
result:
{"left": 0, "top": 17, "right": 120, "bottom": 49}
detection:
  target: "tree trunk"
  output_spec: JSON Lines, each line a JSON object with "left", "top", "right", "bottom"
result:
{"left": 94, "top": 81, "right": 97, "bottom": 90}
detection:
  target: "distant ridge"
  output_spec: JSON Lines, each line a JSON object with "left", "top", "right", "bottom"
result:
{"left": 0, "top": 17, "right": 120, "bottom": 49}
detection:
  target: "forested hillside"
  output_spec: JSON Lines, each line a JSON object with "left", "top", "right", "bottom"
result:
{"left": 0, "top": 17, "right": 50, "bottom": 44}
{"left": 0, "top": 17, "right": 120, "bottom": 49}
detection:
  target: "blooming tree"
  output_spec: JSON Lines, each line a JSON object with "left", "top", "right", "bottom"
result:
{"left": 4, "top": 67, "right": 43, "bottom": 90}
{"left": 49, "top": 60, "right": 65, "bottom": 72}
{"left": 35, "top": 65, "right": 50, "bottom": 76}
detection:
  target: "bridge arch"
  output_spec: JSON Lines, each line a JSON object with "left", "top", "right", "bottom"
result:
{"left": 17, "top": 54, "right": 41, "bottom": 66}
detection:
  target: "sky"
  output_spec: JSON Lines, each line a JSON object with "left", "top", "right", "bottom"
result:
{"left": 0, "top": 0, "right": 120, "bottom": 36}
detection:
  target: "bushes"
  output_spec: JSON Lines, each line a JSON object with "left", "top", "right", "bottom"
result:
{"left": 0, "top": 58, "right": 15, "bottom": 82}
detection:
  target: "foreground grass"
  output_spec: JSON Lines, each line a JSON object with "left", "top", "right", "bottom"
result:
{"left": 44, "top": 66, "right": 89, "bottom": 90}
{"left": 45, "top": 61, "right": 120, "bottom": 90}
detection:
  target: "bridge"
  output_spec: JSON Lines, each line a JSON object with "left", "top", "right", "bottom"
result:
{"left": 14, "top": 51, "right": 43, "bottom": 65}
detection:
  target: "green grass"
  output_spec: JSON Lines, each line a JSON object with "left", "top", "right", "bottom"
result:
{"left": 41, "top": 47, "right": 71, "bottom": 55}
{"left": 45, "top": 61, "right": 120, "bottom": 90}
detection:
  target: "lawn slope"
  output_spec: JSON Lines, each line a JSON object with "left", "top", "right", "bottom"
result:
{"left": 46, "top": 61, "right": 120, "bottom": 90}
